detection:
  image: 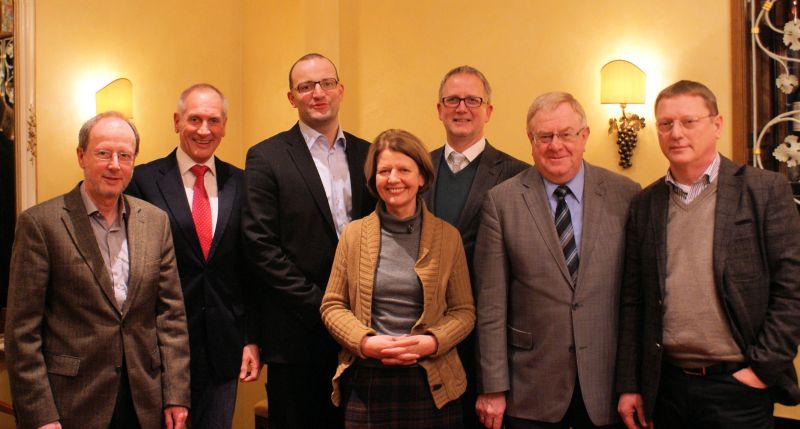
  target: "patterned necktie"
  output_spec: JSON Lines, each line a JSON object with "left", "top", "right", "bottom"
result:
{"left": 554, "top": 185, "right": 579, "bottom": 283}
{"left": 190, "top": 165, "right": 212, "bottom": 260}
{"left": 448, "top": 151, "right": 468, "bottom": 173}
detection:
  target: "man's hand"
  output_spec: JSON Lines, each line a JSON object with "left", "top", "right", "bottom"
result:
{"left": 164, "top": 405, "right": 188, "bottom": 429}
{"left": 475, "top": 392, "right": 505, "bottom": 429}
{"left": 239, "top": 343, "right": 261, "bottom": 382}
{"left": 732, "top": 367, "right": 768, "bottom": 389}
{"left": 618, "top": 393, "right": 648, "bottom": 429}
{"left": 37, "top": 422, "right": 61, "bottom": 429}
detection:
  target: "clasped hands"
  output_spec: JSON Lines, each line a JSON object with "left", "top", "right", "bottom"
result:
{"left": 360, "top": 334, "right": 438, "bottom": 365}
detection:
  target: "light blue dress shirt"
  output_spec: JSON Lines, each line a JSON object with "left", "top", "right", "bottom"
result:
{"left": 299, "top": 121, "right": 352, "bottom": 237}
{"left": 541, "top": 162, "right": 585, "bottom": 253}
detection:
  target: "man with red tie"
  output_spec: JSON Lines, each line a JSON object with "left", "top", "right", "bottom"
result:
{"left": 126, "top": 83, "right": 261, "bottom": 429}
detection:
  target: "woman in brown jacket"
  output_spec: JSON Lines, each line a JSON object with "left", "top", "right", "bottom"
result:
{"left": 321, "top": 129, "right": 475, "bottom": 429}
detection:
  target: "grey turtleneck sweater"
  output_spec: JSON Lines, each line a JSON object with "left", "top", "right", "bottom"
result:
{"left": 371, "top": 201, "right": 424, "bottom": 337}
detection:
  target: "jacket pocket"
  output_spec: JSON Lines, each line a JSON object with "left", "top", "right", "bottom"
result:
{"left": 508, "top": 326, "right": 533, "bottom": 350}
{"left": 45, "top": 353, "right": 81, "bottom": 377}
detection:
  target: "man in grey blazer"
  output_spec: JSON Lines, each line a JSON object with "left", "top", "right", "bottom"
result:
{"left": 616, "top": 80, "right": 800, "bottom": 429}
{"left": 6, "top": 112, "right": 191, "bottom": 429}
{"left": 474, "top": 92, "right": 640, "bottom": 429}
{"left": 424, "top": 65, "right": 528, "bottom": 429}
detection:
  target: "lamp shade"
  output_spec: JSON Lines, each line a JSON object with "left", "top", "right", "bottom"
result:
{"left": 96, "top": 78, "right": 133, "bottom": 118}
{"left": 600, "top": 60, "right": 645, "bottom": 104}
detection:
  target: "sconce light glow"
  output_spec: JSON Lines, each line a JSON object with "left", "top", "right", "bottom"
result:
{"left": 96, "top": 78, "right": 133, "bottom": 118}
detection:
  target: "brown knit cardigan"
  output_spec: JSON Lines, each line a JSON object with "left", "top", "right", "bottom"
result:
{"left": 320, "top": 204, "right": 476, "bottom": 409}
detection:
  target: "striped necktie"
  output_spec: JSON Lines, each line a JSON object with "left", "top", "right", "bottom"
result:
{"left": 554, "top": 185, "right": 579, "bottom": 283}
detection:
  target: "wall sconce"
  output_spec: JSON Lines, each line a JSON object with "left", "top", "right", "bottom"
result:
{"left": 601, "top": 60, "right": 645, "bottom": 168}
{"left": 96, "top": 78, "right": 133, "bottom": 118}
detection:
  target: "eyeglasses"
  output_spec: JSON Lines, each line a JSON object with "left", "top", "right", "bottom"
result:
{"left": 295, "top": 78, "right": 339, "bottom": 93}
{"left": 656, "top": 115, "right": 715, "bottom": 134}
{"left": 440, "top": 96, "right": 486, "bottom": 108}
{"left": 93, "top": 149, "right": 134, "bottom": 165}
{"left": 532, "top": 128, "right": 585, "bottom": 146}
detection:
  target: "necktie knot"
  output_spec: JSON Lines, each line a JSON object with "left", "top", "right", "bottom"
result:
{"left": 554, "top": 185, "right": 570, "bottom": 200}
{"left": 190, "top": 164, "right": 208, "bottom": 178}
{"left": 448, "top": 152, "right": 468, "bottom": 173}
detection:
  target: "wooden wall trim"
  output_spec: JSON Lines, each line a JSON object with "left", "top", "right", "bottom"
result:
{"left": 731, "top": 0, "right": 748, "bottom": 165}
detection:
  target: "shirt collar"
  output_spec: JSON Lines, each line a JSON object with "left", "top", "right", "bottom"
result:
{"left": 664, "top": 153, "right": 720, "bottom": 189}
{"left": 444, "top": 137, "right": 486, "bottom": 163}
{"left": 541, "top": 161, "right": 585, "bottom": 203}
{"left": 79, "top": 181, "right": 127, "bottom": 220}
{"left": 298, "top": 120, "right": 347, "bottom": 151}
{"left": 176, "top": 146, "right": 217, "bottom": 177}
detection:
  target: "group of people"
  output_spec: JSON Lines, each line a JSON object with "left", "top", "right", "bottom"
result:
{"left": 4, "top": 52, "right": 799, "bottom": 429}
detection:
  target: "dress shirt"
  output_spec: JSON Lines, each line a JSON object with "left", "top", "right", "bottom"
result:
{"left": 665, "top": 153, "right": 721, "bottom": 204}
{"left": 443, "top": 137, "right": 486, "bottom": 168}
{"left": 80, "top": 183, "right": 130, "bottom": 307}
{"left": 541, "top": 162, "right": 585, "bottom": 252}
{"left": 177, "top": 147, "right": 219, "bottom": 236}
{"left": 299, "top": 120, "right": 352, "bottom": 236}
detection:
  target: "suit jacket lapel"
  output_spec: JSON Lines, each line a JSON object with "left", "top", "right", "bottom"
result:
{"left": 457, "top": 142, "right": 501, "bottom": 230}
{"left": 520, "top": 169, "right": 574, "bottom": 286}
{"left": 62, "top": 186, "right": 121, "bottom": 313}
{"left": 424, "top": 147, "right": 445, "bottom": 212}
{"left": 576, "top": 164, "right": 606, "bottom": 290}
{"left": 211, "top": 159, "right": 236, "bottom": 260}
{"left": 285, "top": 124, "right": 337, "bottom": 234}
{"left": 156, "top": 151, "right": 205, "bottom": 262}
{"left": 346, "top": 132, "right": 368, "bottom": 217}
{"left": 122, "top": 197, "right": 145, "bottom": 316}
{"left": 651, "top": 181, "right": 670, "bottom": 296}
{"left": 712, "top": 157, "right": 740, "bottom": 289}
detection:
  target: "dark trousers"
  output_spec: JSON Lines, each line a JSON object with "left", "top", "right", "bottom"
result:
{"left": 654, "top": 363, "right": 773, "bottom": 429}
{"left": 458, "top": 333, "right": 481, "bottom": 429}
{"left": 266, "top": 361, "right": 343, "bottom": 429}
{"left": 109, "top": 365, "right": 141, "bottom": 429}
{"left": 190, "top": 343, "right": 237, "bottom": 429}
{"left": 505, "top": 380, "right": 623, "bottom": 429}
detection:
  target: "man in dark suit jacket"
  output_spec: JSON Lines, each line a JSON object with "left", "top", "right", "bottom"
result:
{"left": 616, "top": 80, "right": 800, "bottom": 429}
{"left": 242, "top": 53, "right": 377, "bottom": 429}
{"left": 6, "top": 112, "right": 190, "bottom": 429}
{"left": 126, "top": 84, "right": 260, "bottom": 429}
{"left": 475, "top": 92, "right": 640, "bottom": 429}
{"left": 423, "top": 65, "right": 528, "bottom": 428}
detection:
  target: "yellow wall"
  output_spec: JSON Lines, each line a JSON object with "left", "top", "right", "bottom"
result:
{"left": 335, "top": 0, "right": 732, "bottom": 186}
{"left": 35, "top": 0, "right": 244, "bottom": 201}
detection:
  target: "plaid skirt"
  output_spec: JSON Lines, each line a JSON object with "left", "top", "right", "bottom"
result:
{"left": 342, "top": 364, "right": 463, "bottom": 429}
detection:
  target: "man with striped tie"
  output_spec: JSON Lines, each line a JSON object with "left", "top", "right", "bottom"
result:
{"left": 473, "top": 92, "right": 640, "bottom": 429}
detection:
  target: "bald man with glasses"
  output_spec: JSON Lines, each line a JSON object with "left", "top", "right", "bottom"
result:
{"left": 242, "top": 53, "right": 377, "bottom": 429}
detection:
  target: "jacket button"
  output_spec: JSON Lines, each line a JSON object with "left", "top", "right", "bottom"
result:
{"left": 568, "top": 345, "right": 575, "bottom": 353}
{"left": 655, "top": 343, "right": 661, "bottom": 350}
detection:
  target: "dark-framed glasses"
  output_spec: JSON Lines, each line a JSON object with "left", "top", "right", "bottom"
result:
{"left": 93, "top": 149, "right": 134, "bottom": 165}
{"left": 441, "top": 96, "right": 485, "bottom": 108}
{"left": 533, "top": 128, "right": 585, "bottom": 145}
{"left": 295, "top": 78, "right": 339, "bottom": 93}
{"left": 656, "top": 115, "right": 715, "bottom": 134}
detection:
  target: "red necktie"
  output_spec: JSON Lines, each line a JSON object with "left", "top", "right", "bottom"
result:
{"left": 190, "top": 165, "right": 212, "bottom": 260}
